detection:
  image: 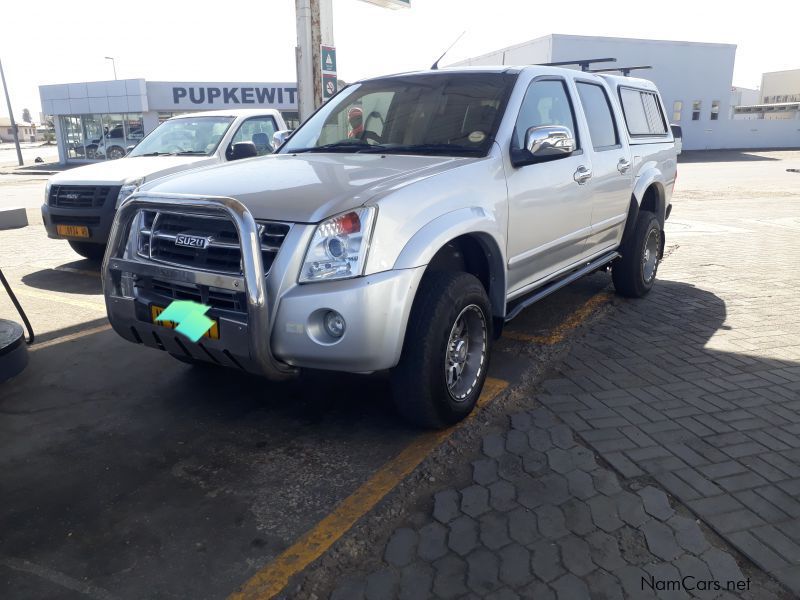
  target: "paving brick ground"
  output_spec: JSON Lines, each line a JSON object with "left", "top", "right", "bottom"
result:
{"left": 329, "top": 407, "right": 778, "bottom": 600}
{"left": 321, "top": 155, "right": 800, "bottom": 599}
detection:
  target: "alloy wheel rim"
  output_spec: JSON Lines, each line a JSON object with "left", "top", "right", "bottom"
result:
{"left": 445, "top": 304, "right": 487, "bottom": 401}
{"left": 642, "top": 228, "right": 660, "bottom": 283}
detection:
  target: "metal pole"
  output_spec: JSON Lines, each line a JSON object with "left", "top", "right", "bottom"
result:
{"left": 295, "top": 0, "right": 333, "bottom": 123}
{"left": 0, "top": 58, "right": 23, "bottom": 166}
{"left": 295, "top": 0, "right": 316, "bottom": 122}
{"left": 105, "top": 56, "right": 117, "bottom": 80}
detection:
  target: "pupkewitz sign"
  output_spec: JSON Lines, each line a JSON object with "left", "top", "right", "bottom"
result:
{"left": 146, "top": 82, "right": 298, "bottom": 111}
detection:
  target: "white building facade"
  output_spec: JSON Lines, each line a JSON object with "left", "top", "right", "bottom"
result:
{"left": 455, "top": 34, "right": 800, "bottom": 151}
{"left": 39, "top": 79, "right": 298, "bottom": 164}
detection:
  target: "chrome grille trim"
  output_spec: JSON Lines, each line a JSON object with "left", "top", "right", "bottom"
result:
{"left": 135, "top": 209, "right": 291, "bottom": 275}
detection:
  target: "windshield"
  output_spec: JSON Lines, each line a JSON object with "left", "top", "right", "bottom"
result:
{"left": 281, "top": 72, "right": 516, "bottom": 157}
{"left": 129, "top": 116, "right": 235, "bottom": 157}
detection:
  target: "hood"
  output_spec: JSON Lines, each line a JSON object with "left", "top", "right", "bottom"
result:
{"left": 50, "top": 155, "right": 217, "bottom": 186}
{"left": 141, "top": 153, "right": 479, "bottom": 223}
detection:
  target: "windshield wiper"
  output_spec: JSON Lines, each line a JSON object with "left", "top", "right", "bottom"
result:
{"left": 132, "top": 151, "right": 175, "bottom": 157}
{"left": 358, "top": 143, "right": 482, "bottom": 156}
{"left": 175, "top": 151, "right": 207, "bottom": 155}
{"left": 290, "top": 141, "right": 370, "bottom": 154}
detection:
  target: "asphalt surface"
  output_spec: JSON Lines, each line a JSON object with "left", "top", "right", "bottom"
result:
{"left": 0, "top": 200, "right": 609, "bottom": 599}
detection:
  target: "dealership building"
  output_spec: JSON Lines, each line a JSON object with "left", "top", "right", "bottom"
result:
{"left": 455, "top": 34, "right": 800, "bottom": 151}
{"left": 39, "top": 79, "right": 298, "bottom": 163}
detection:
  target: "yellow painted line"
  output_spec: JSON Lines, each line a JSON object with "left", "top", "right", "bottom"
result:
{"left": 503, "top": 291, "right": 612, "bottom": 345}
{"left": 53, "top": 266, "right": 101, "bottom": 278}
{"left": 229, "top": 377, "right": 509, "bottom": 600}
{"left": 29, "top": 324, "right": 112, "bottom": 352}
{"left": 12, "top": 287, "right": 107, "bottom": 313}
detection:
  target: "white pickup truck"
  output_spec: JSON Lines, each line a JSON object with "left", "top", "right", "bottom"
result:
{"left": 103, "top": 66, "right": 678, "bottom": 427}
{"left": 42, "top": 109, "right": 287, "bottom": 259}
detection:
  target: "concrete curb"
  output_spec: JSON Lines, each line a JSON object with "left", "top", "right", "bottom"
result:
{"left": 0, "top": 207, "right": 28, "bottom": 230}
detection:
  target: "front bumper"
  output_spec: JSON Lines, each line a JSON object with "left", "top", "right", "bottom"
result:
{"left": 103, "top": 193, "right": 423, "bottom": 378}
{"left": 42, "top": 194, "right": 119, "bottom": 245}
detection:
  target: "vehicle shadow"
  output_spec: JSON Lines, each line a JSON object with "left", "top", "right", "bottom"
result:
{"left": 679, "top": 150, "right": 782, "bottom": 163}
{"left": 21, "top": 261, "right": 101, "bottom": 295}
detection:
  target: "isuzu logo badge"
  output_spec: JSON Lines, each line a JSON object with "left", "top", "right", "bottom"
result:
{"left": 63, "top": 193, "right": 80, "bottom": 199}
{"left": 175, "top": 233, "right": 211, "bottom": 249}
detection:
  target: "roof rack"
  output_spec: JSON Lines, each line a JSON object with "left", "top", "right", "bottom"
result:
{"left": 589, "top": 65, "right": 653, "bottom": 76}
{"left": 539, "top": 58, "right": 616, "bottom": 72}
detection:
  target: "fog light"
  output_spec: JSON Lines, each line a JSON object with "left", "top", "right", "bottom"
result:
{"left": 324, "top": 310, "right": 346, "bottom": 338}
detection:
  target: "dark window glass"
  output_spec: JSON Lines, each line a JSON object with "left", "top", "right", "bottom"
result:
{"left": 576, "top": 82, "right": 618, "bottom": 149}
{"left": 513, "top": 79, "right": 578, "bottom": 151}
{"left": 642, "top": 93, "right": 667, "bottom": 133}
{"left": 282, "top": 72, "right": 516, "bottom": 157}
{"left": 620, "top": 88, "right": 668, "bottom": 135}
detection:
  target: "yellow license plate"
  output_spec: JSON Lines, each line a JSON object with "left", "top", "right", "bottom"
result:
{"left": 56, "top": 224, "right": 90, "bottom": 238}
{"left": 150, "top": 305, "right": 220, "bottom": 340}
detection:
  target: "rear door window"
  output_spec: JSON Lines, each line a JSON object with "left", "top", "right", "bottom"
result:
{"left": 576, "top": 82, "right": 619, "bottom": 150}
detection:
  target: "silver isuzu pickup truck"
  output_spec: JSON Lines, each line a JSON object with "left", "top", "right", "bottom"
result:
{"left": 102, "top": 65, "right": 677, "bottom": 427}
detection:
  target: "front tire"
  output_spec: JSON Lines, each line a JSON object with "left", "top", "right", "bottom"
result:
{"left": 612, "top": 211, "right": 662, "bottom": 298}
{"left": 391, "top": 271, "right": 492, "bottom": 429}
{"left": 107, "top": 146, "right": 126, "bottom": 160}
{"left": 68, "top": 240, "right": 106, "bottom": 261}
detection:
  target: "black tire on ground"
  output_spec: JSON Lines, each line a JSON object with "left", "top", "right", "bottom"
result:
{"left": 68, "top": 241, "right": 107, "bottom": 261}
{"left": 612, "top": 210, "right": 662, "bottom": 298}
{"left": 107, "top": 146, "right": 126, "bottom": 160}
{"left": 391, "top": 271, "right": 492, "bottom": 429}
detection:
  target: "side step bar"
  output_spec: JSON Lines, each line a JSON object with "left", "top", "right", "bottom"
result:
{"left": 504, "top": 251, "right": 620, "bottom": 322}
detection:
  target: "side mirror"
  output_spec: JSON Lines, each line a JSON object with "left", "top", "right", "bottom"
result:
{"left": 525, "top": 125, "right": 575, "bottom": 158}
{"left": 230, "top": 141, "right": 258, "bottom": 161}
{"left": 670, "top": 124, "right": 683, "bottom": 155}
{"left": 272, "top": 130, "right": 293, "bottom": 150}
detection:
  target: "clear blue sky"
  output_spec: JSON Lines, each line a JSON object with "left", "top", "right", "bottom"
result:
{"left": 1, "top": 0, "right": 797, "bottom": 122}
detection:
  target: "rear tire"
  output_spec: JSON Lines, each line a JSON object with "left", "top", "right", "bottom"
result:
{"left": 68, "top": 241, "right": 107, "bottom": 261}
{"left": 391, "top": 271, "right": 492, "bottom": 429}
{"left": 612, "top": 211, "right": 661, "bottom": 298}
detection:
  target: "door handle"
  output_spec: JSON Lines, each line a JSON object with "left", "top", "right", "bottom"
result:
{"left": 574, "top": 166, "right": 592, "bottom": 184}
{"left": 617, "top": 158, "right": 631, "bottom": 174}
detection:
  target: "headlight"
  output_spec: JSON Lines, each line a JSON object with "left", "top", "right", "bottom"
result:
{"left": 44, "top": 181, "right": 52, "bottom": 203}
{"left": 116, "top": 178, "right": 144, "bottom": 208}
{"left": 299, "top": 207, "right": 376, "bottom": 283}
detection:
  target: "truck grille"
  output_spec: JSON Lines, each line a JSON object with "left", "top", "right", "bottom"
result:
{"left": 137, "top": 210, "right": 291, "bottom": 275}
{"left": 49, "top": 185, "right": 118, "bottom": 208}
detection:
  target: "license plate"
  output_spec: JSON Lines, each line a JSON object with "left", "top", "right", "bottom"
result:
{"left": 56, "top": 224, "right": 90, "bottom": 238}
{"left": 150, "top": 305, "right": 220, "bottom": 340}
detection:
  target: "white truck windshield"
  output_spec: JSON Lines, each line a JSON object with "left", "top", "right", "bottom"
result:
{"left": 129, "top": 116, "right": 235, "bottom": 157}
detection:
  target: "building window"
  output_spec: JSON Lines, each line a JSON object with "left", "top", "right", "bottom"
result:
{"left": 672, "top": 101, "right": 682, "bottom": 122}
{"left": 692, "top": 100, "right": 702, "bottom": 121}
{"left": 60, "top": 113, "right": 143, "bottom": 161}
{"left": 711, "top": 101, "right": 720, "bottom": 121}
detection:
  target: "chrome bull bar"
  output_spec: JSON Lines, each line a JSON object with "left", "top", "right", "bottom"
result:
{"left": 102, "top": 191, "right": 297, "bottom": 380}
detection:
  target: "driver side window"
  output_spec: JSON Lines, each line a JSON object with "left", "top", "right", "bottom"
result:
{"left": 229, "top": 116, "right": 278, "bottom": 156}
{"left": 513, "top": 79, "right": 579, "bottom": 151}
